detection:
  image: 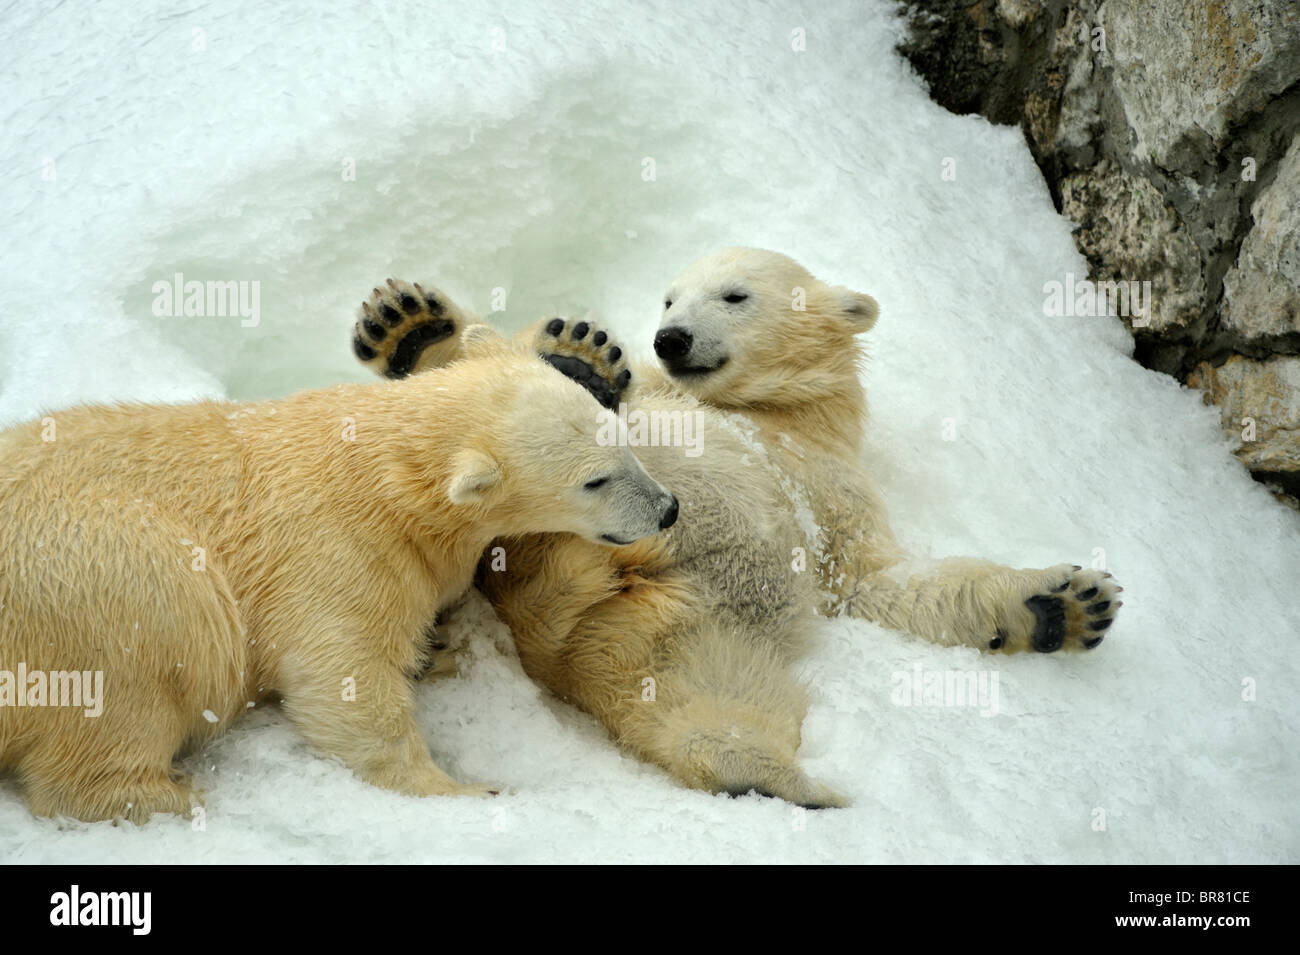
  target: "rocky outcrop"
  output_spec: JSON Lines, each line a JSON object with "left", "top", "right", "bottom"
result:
{"left": 1187, "top": 355, "right": 1300, "bottom": 500}
{"left": 1222, "top": 133, "right": 1300, "bottom": 343}
{"left": 897, "top": 0, "right": 1300, "bottom": 503}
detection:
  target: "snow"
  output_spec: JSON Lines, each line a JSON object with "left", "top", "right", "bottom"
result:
{"left": 1, "top": 0, "right": 1296, "bottom": 863}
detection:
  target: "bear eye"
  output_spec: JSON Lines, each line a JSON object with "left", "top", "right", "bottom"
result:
{"left": 723, "top": 293, "right": 748, "bottom": 304}
{"left": 583, "top": 477, "right": 609, "bottom": 490}
{"left": 663, "top": 299, "right": 673, "bottom": 310}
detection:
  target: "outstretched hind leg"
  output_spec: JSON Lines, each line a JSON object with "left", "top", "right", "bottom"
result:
{"left": 500, "top": 573, "right": 847, "bottom": 810}
{"left": 843, "top": 558, "right": 1123, "bottom": 654}
{"left": 629, "top": 628, "right": 846, "bottom": 808}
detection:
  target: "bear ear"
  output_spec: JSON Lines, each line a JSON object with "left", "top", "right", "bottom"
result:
{"left": 447, "top": 448, "right": 502, "bottom": 505}
{"left": 461, "top": 324, "right": 509, "bottom": 359}
{"left": 827, "top": 285, "right": 879, "bottom": 332}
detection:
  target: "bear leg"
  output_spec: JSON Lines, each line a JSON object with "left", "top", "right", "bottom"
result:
{"left": 0, "top": 498, "right": 245, "bottom": 823}
{"left": 843, "top": 558, "right": 1123, "bottom": 653}
{"left": 483, "top": 525, "right": 843, "bottom": 807}
{"left": 628, "top": 620, "right": 847, "bottom": 809}
{"left": 278, "top": 643, "right": 499, "bottom": 798}
{"left": 22, "top": 738, "right": 196, "bottom": 825}
{"left": 509, "top": 576, "right": 844, "bottom": 808}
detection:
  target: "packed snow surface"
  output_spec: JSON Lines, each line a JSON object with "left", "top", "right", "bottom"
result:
{"left": 1, "top": 0, "right": 1296, "bottom": 863}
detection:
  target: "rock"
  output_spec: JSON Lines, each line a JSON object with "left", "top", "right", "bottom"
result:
{"left": 1188, "top": 356, "right": 1300, "bottom": 493}
{"left": 895, "top": 0, "right": 1031, "bottom": 124}
{"left": 1222, "top": 132, "right": 1300, "bottom": 340}
{"left": 995, "top": 0, "right": 1044, "bottom": 30}
{"left": 1099, "top": 1, "right": 1300, "bottom": 169}
{"left": 1059, "top": 160, "right": 1205, "bottom": 338}
{"left": 897, "top": 0, "right": 1300, "bottom": 504}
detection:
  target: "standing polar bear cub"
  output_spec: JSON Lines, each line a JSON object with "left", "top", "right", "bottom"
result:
{"left": 0, "top": 326, "right": 676, "bottom": 823}
{"left": 354, "top": 248, "right": 1123, "bottom": 808}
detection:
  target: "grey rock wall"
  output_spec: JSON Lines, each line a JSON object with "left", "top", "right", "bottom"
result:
{"left": 897, "top": 0, "right": 1300, "bottom": 503}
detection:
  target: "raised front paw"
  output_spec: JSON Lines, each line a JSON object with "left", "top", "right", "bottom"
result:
{"left": 992, "top": 565, "right": 1123, "bottom": 654}
{"left": 533, "top": 316, "right": 632, "bottom": 410}
{"left": 353, "top": 279, "right": 466, "bottom": 379}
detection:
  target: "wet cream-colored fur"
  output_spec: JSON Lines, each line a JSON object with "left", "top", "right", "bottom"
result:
{"left": 353, "top": 249, "right": 1122, "bottom": 807}
{"left": 0, "top": 328, "right": 675, "bottom": 822}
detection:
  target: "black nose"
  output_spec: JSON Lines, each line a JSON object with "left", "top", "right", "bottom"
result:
{"left": 659, "top": 495, "right": 679, "bottom": 530}
{"left": 654, "top": 327, "right": 692, "bottom": 360}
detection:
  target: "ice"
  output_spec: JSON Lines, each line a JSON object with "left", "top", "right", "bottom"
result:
{"left": 1, "top": 0, "right": 1296, "bottom": 863}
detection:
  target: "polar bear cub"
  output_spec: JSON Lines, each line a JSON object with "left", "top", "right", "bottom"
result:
{"left": 0, "top": 326, "right": 677, "bottom": 823}
{"left": 350, "top": 249, "right": 1123, "bottom": 808}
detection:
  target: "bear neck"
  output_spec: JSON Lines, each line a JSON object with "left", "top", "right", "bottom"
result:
{"left": 710, "top": 342, "right": 868, "bottom": 458}
{"left": 744, "top": 387, "right": 866, "bottom": 458}
{"left": 319, "top": 371, "right": 512, "bottom": 567}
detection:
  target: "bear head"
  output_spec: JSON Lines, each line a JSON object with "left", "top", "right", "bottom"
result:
{"left": 653, "top": 247, "right": 877, "bottom": 410}
{"left": 443, "top": 326, "right": 679, "bottom": 546}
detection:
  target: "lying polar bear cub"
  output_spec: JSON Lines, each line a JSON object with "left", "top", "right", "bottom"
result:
{"left": 352, "top": 248, "right": 1123, "bottom": 809}
{"left": 0, "top": 327, "right": 676, "bottom": 823}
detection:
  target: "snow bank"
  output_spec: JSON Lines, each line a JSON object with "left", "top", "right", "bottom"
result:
{"left": 1, "top": 0, "right": 1295, "bottom": 863}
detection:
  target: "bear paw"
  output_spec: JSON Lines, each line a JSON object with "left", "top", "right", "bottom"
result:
{"left": 353, "top": 279, "right": 463, "bottom": 379}
{"left": 408, "top": 615, "right": 466, "bottom": 682}
{"left": 534, "top": 316, "right": 632, "bottom": 410}
{"left": 992, "top": 565, "right": 1122, "bottom": 653}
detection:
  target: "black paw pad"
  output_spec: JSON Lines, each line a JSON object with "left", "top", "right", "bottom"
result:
{"left": 352, "top": 336, "right": 377, "bottom": 362}
{"left": 1087, "top": 618, "right": 1113, "bottom": 632}
{"left": 362, "top": 318, "right": 387, "bottom": 341}
{"left": 593, "top": 331, "right": 607, "bottom": 346}
{"left": 616, "top": 369, "right": 631, "bottom": 386}
{"left": 385, "top": 319, "right": 457, "bottom": 379}
{"left": 1025, "top": 594, "right": 1066, "bottom": 653}
{"left": 546, "top": 318, "right": 565, "bottom": 336}
{"left": 1077, "top": 586, "right": 1099, "bottom": 601}
{"left": 1087, "top": 601, "right": 1110, "bottom": 614}
{"left": 572, "top": 321, "right": 590, "bottom": 340}
{"left": 399, "top": 293, "right": 420, "bottom": 314}
{"left": 423, "top": 295, "right": 444, "bottom": 315}
{"left": 1083, "top": 635, "right": 1104, "bottom": 649}
{"left": 379, "top": 303, "right": 403, "bottom": 327}
{"left": 544, "top": 354, "right": 619, "bottom": 410}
